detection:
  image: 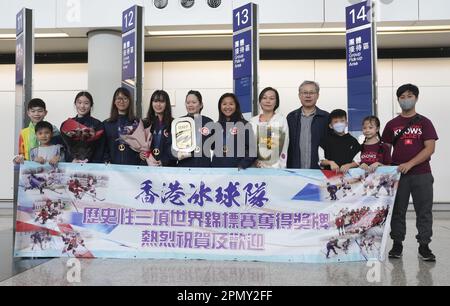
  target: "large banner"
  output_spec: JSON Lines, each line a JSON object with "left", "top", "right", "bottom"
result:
{"left": 14, "top": 162, "right": 399, "bottom": 263}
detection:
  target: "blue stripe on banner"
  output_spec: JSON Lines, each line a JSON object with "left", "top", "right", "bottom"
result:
{"left": 70, "top": 212, "right": 118, "bottom": 234}
{"left": 15, "top": 250, "right": 376, "bottom": 263}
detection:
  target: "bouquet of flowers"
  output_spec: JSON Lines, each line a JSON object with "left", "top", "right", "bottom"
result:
{"left": 119, "top": 120, "right": 158, "bottom": 166}
{"left": 60, "top": 118, "right": 104, "bottom": 162}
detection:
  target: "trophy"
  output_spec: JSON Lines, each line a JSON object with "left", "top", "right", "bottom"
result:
{"left": 171, "top": 117, "right": 197, "bottom": 154}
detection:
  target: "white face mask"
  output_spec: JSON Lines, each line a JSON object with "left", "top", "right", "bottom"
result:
{"left": 399, "top": 99, "right": 417, "bottom": 111}
{"left": 332, "top": 122, "right": 347, "bottom": 134}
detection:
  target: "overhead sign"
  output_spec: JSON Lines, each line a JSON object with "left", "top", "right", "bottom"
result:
{"left": 346, "top": 0, "right": 378, "bottom": 134}
{"left": 233, "top": 3, "right": 259, "bottom": 119}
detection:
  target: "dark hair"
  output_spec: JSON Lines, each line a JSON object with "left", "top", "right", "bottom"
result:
{"left": 146, "top": 90, "right": 173, "bottom": 131}
{"left": 396, "top": 84, "right": 419, "bottom": 98}
{"left": 259, "top": 87, "right": 280, "bottom": 112}
{"left": 186, "top": 90, "right": 203, "bottom": 113}
{"left": 218, "top": 93, "right": 245, "bottom": 123}
{"left": 362, "top": 115, "right": 384, "bottom": 154}
{"left": 329, "top": 109, "right": 347, "bottom": 124}
{"left": 27, "top": 98, "right": 46, "bottom": 110}
{"left": 35, "top": 121, "right": 53, "bottom": 134}
{"left": 108, "top": 87, "right": 136, "bottom": 122}
{"left": 74, "top": 91, "right": 94, "bottom": 116}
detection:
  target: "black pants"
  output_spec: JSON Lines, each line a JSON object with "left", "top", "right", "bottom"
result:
{"left": 390, "top": 173, "right": 434, "bottom": 244}
{"left": 326, "top": 247, "right": 337, "bottom": 257}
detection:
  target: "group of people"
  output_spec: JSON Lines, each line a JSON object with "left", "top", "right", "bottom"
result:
{"left": 335, "top": 206, "right": 389, "bottom": 237}
{"left": 12, "top": 81, "right": 438, "bottom": 262}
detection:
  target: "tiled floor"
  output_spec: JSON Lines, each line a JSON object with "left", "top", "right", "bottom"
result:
{"left": 0, "top": 217, "right": 449, "bottom": 286}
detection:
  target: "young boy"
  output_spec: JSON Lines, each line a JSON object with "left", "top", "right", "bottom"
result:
{"left": 13, "top": 98, "right": 60, "bottom": 164}
{"left": 382, "top": 84, "right": 438, "bottom": 262}
{"left": 30, "top": 121, "right": 64, "bottom": 166}
{"left": 319, "top": 109, "right": 361, "bottom": 173}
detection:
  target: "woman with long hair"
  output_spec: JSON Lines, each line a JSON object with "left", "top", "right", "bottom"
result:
{"left": 142, "top": 90, "right": 176, "bottom": 167}
{"left": 60, "top": 91, "right": 105, "bottom": 163}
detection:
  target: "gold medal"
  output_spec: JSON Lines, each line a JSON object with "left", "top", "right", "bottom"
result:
{"left": 153, "top": 148, "right": 160, "bottom": 156}
{"left": 118, "top": 144, "right": 126, "bottom": 152}
{"left": 267, "top": 137, "right": 272, "bottom": 150}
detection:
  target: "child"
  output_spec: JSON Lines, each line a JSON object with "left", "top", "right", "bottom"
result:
{"left": 382, "top": 84, "right": 438, "bottom": 262}
{"left": 13, "top": 98, "right": 60, "bottom": 164}
{"left": 359, "top": 116, "right": 392, "bottom": 173}
{"left": 319, "top": 109, "right": 360, "bottom": 173}
{"left": 30, "top": 121, "right": 64, "bottom": 166}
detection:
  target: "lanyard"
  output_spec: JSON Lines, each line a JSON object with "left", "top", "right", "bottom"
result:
{"left": 153, "top": 122, "right": 166, "bottom": 150}
{"left": 223, "top": 122, "right": 234, "bottom": 154}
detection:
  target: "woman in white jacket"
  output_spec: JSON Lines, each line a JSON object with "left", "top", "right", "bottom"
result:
{"left": 250, "top": 87, "right": 289, "bottom": 168}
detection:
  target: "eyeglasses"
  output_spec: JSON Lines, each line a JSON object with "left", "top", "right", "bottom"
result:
{"left": 300, "top": 91, "right": 318, "bottom": 96}
{"left": 116, "top": 97, "right": 129, "bottom": 102}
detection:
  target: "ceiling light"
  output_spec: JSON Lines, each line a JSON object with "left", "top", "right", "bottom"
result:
{"left": 0, "top": 33, "right": 69, "bottom": 39}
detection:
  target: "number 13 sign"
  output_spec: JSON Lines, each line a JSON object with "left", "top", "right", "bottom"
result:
{"left": 233, "top": 3, "right": 253, "bottom": 32}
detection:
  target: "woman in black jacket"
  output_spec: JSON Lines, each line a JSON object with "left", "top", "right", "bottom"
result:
{"left": 142, "top": 90, "right": 176, "bottom": 167}
{"left": 176, "top": 90, "right": 214, "bottom": 168}
{"left": 60, "top": 91, "right": 105, "bottom": 163}
{"left": 103, "top": 87, "right": 141, "bottom": 165}
{"left": 211, "top": 93, "right": 256, "bottom": 169}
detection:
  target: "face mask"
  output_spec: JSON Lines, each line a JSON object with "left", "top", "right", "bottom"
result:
{"left": 332, "top": 122, "right": 346, "bottom": 134}
{"left": 399, "top": 99, "right": 416, "bottom": 111}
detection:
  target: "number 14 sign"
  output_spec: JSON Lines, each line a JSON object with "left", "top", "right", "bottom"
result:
{"left": 346, "top": 0, "right": 371, "bottom": 30}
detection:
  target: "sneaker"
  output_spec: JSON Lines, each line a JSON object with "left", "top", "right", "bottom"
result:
{"left": 418, "top": 244, "right": 436, "bottom": 262}
{"left": 388, "top": 242, "right": 403, "bottom": 258}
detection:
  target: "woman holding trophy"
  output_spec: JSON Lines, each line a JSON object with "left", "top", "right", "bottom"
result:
{"left": 175, "top": 90, "right": 214, "bottom": 168}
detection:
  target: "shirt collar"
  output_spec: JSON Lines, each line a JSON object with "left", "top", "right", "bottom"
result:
{"left": 301, "top": 107, "right": 316, "bottom": 118}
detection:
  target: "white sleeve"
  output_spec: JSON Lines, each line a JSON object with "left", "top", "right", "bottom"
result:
{"left": 354, "top": 151, "right": 361, "bottom": 165}
{"left": 318, "top": 147, "right": 325, "bottom": 166}
{"left": 249, "top": 117, "right": 259, "bottom": 148}
{"left": 279, "top": 117, "right": 289, "bottom": 168}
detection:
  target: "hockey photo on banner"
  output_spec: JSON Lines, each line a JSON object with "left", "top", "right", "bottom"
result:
{"left": 14, "top": 162, "right": 400, "bottom": 263}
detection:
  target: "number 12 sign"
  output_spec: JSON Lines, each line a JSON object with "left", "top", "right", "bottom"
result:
{"left": 122, "top": 6, "right": 136, "bottom": 33}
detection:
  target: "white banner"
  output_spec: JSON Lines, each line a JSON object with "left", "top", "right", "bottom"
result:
{"left": 14, "top": 162, "right": 400, "bottom": 263}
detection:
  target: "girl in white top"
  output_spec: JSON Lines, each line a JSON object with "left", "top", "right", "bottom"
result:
{"left": 250, "top": 87, "right": 289, "bottom": 168}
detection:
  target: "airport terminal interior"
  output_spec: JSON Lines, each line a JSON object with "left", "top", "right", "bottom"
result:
{"left": 1, "top": 0, "right": 450, "bottom": 286}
